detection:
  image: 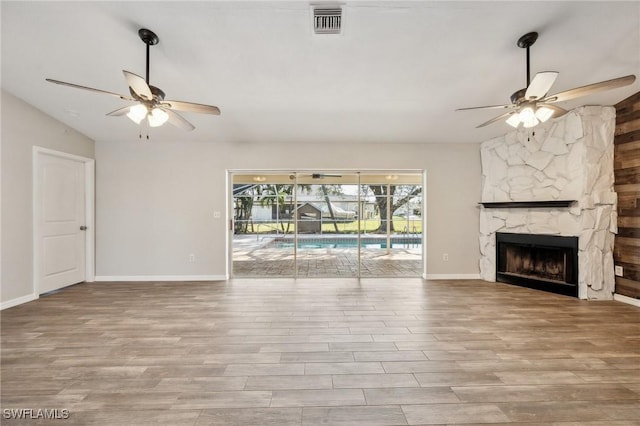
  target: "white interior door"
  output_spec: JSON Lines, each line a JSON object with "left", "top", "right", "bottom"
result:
{"left": 36, "top": 153, "right": 86, "bottom": 294}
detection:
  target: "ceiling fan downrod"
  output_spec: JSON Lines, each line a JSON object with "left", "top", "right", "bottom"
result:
{"left": 138, "top": 28, "right": 159, "bottom": 84}
{"left": 517, "top": 32, "right": 538, "bottom": 88}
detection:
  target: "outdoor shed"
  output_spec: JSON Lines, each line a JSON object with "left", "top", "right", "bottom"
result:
{"left": 296, "top": 203, "right": 322, "bottom": 233}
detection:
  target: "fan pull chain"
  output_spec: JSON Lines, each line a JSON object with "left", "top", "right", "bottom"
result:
{"left": 138, "top": 119, "right": 151, "bottom": 141}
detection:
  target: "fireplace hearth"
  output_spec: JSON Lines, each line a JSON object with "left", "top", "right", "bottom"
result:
{"left": 496, "top": 232, "right": 578, "bottom": 297}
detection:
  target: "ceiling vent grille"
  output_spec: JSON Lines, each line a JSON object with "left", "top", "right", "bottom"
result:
{"left": 313, "top": 7, "right": 342, "bottom": 34}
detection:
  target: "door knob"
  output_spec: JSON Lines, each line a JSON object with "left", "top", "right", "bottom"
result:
{"left": 80, "top": 226, "right": 88, "bottom": 231}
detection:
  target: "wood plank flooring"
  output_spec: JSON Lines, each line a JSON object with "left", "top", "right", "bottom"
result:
{"left": 2, "top": 278, "right": 640, "bottom": 425}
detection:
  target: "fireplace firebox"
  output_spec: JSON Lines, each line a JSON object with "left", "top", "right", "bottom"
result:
{"left": 496, "top": 233, "right": 578, "bottom": 297}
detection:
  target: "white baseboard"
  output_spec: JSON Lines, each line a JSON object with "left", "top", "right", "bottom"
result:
{"left": 1, "top": 293, "right": 38, "bottom": 310}
{"left": 94, "top": 275, "right": 228, "bottom": 282}
{"left": 424, "top": 274, "right": 482, "bottom": 280}
{"left": 614, "top": 293, "right": 640, "bottom": 307}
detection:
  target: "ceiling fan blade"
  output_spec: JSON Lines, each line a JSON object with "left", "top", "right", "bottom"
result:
{"left": 525, "top": 71, "right": 559, "bottom": 100}
{"left": 162, "top": 108, "right": 195, "bottom": 131}
{"left": 542, "top": 74, "right": 636, "bottom": 103}
{"left": 162, "top": 100, "right": 221, "bottom": 115}
{"left": 476, "top": 111, "right": 514, "bottom": 128}
{"left": 106, "top": 105, "right": 134, "bottom": 116}
{"left": 46, "top": 78, "right": 133, "bottom": 101}
{"left": 123, "top": 70, "right": 153, "bottom": 100}
{"left": 456, "top": 104, "right": 515, "bottom": 112}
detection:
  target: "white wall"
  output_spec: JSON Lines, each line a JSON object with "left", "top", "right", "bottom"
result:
{"left": 95, "top": 139, "right": 481, "bottom": 279}
{"left": 1, "top": 90, "right": 95, "bottom": 306}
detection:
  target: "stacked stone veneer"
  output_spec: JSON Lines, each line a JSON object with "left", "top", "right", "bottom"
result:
{"left": 479, "top": 106, "right": 617, "bottom": 300}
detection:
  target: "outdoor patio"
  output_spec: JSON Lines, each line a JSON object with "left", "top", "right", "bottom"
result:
{"left": 233, "top": 235, "right": 423, "bottom": 278}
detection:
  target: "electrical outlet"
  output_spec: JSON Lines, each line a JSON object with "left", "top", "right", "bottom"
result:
{"left": 615, "top": 265, "right": 623, "bottom": 277}
{"left": 443, "top": 253, "right": 449, "bottom": 261}
{"left": 189, "top": 254, "right": 195, "bottom": 263}
{"left": 213, "top": 211, "right": 221, "bottom": 219}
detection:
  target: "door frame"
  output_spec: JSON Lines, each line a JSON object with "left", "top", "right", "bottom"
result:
{"left": 228, "top": 169, "right": 426, "bottom": 278}
{"left": 32, "top": 147, "right": 95, "bottom": 295}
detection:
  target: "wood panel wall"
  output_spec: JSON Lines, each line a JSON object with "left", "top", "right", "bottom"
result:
{"left": 614, "top": 91, "right": 640, "bottom": 299}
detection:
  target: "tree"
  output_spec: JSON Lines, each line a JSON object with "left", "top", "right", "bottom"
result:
{"left": 319, "top": 184, "right": 342, "bottom": 233}
{"left": 368, "top": 184, "right": 422, "bottom": 233}
{"left": 233, "top": 188, "right": 254, "bottom": 234}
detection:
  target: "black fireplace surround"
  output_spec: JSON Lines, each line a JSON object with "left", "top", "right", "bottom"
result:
{"left": 496, "top": 232, "right": 579, "bottom": 297}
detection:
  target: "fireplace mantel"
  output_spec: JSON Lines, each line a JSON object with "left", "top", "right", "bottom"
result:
{"left": 479, "top": 200, "right": 576, "bottom": 209}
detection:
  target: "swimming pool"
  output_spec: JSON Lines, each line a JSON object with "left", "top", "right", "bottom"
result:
{"left": 268, "top": 237, "right": 421, "bottom": 249}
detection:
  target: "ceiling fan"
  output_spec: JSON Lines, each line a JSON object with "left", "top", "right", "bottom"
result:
{"left": 289, "top": 173, "right": 344, "bottom": 180}
{"left": 456, "top": 31, "right": 636, "bottom": 129}
{"left": 310, "top": 173, "right": 343, "bottom": 179}
{"left": 46, "top": 28, "right": 220, "bottom": 133}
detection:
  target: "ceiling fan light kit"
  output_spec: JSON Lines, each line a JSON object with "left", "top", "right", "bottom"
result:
{"left": 148, "top": 107, "right": 169, "bottom": 127}
{"left": 506, "top": 103, "right": 554, "bottom": 129}
{"left": 456, "top": 31, "right": 636, "bottom": 130}
{"left": 126, "top": 104, "right": 148, "bottom": 124}
{"left": 46, "top": 28, "right": 220, "bottom": 134}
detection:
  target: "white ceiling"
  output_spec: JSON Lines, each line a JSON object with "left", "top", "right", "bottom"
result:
{"left": 2, "top": 1, "right": 639, "bottom": 145}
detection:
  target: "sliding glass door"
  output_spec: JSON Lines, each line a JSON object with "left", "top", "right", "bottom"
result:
{"left": 231, "top": 171, "right": 423, "bottom": 278}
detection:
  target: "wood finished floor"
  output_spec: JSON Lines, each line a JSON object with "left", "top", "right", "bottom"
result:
{"left": 2, "top": 278, "right": 640, "bottom": 425}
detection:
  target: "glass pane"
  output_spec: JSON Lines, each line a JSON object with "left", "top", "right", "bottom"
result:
{"left": 295, "top": 173, "right": 360, "bottom": 278}
{"left": 359, "top": 175, "right": 423, "bottom": 277}
{"left": 232, "top": 176, "right": 296, "bottom": 277}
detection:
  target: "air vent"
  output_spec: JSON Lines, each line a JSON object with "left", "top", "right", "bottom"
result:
{"left": 313, "top": 7, "right": 342, "bottom": 34}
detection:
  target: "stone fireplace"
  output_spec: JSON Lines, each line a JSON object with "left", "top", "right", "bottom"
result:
{"left": 479, "top": 106, "right": 617, "bottom": 300}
